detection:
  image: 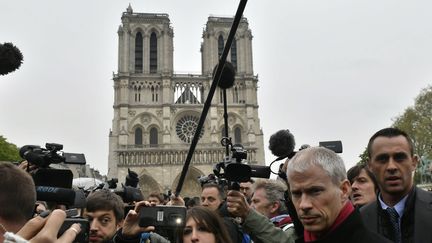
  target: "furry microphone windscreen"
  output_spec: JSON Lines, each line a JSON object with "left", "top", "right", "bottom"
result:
{"left": 268, "top": 129, "right": 296, "bottom": 158}
{"left": 0, "top": 42, "right": 23, "bottom": 76}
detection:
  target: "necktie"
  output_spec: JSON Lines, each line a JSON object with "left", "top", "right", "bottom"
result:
{"left": 386, "top": 207, "right": 401, "bottom": 243}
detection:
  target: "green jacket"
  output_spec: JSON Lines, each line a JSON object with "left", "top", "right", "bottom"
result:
{"left": 242, "top": 209, "right": 298, "bottom": 243}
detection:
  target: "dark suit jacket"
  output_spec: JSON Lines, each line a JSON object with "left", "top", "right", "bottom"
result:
{"left": 295, "top": 209, "right": 391, "bottom": 243}
{"left": 361, "top": 187, "right": 432, "bottom": 243}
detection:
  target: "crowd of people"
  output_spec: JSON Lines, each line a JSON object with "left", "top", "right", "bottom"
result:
{"left": 0, "top": 127, "right": 431, "bottom": 243}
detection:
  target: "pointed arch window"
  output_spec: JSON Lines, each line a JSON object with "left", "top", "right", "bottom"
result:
{"left": 134, "top": 86, "right": 141, "bottom": 102}
{"left": 135, "top": 32, "right": 143, "bottom": 72}
{"left": 149, "top": 127, "right": 158, "bottom": 146}
{"left": 151, "top": 86, "right": 158, "bottom": 102}
{"left": 151, "top": 86, "right": 155, "bottom": 102}
{"left": 231, "top": 39, "right": 237, "bottom": 71}
{"left": 218, "top": 35, "right": 224, "bottom": 58}
{"left": 135, "top": 127, "right": 143, "bottom": 145}
{"left": 150, "top": 32, "right": 157, "bottom": 73}
{"left": 234, "top": 127, "right": 242, "bottom": 144}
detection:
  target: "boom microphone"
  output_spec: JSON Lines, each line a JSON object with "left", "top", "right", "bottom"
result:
{"left": 213, "top": 61, "right": 235, "bottom": 89}
{"left": 36, "top": 186, "right": 76, "bottom": 205}
{"left": 268, "top": 129, "right": 296, "bottom": 160}
{"left": 0, "top": 42, "right": 23, "bottom": 76}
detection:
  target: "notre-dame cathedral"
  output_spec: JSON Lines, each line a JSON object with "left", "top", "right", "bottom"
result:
{"left": 107, "top": 5, "right": 265, "bottom": 198}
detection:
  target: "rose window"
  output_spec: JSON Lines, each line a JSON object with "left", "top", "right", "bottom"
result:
{"left": 176, "top": 115, "right": 204, "bottom": 143}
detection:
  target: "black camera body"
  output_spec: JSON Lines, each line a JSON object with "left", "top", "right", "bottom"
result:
{"left": 58, "top": 218, "right": 90, "bottom": 243}
{"left": 19, "top": 143, "right": 86, "bottom": 206}
{"left": 20, "top": 143, "right": 86, "bottom": 168}
{"left": 107, "top": 173, "right": 144, "bottom": 204}
{"left": 212, "top": 142, "right": 270, "bottom": 189}
{"left": 114, "top": 185, "right": 144, "bottom": 203}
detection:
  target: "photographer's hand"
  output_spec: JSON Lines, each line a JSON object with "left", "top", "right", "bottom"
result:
{"left": 226, "top": 190, "right": 250, "bottom": 220}
{"left": 121, "top": 201, "right": 155, "bottom": 237}
{"left": 166, "top": 195, "right": 185, "bottom": 206}
{"left": 15, "top": 209, "right": 80, "bottom": 243}
{"left": 18, "top": 160, "right": 38, "bottom": 173}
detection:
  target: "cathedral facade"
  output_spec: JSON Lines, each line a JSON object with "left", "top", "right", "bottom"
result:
{"left": 108, "top": 5, "right": 265, "bottom": 198}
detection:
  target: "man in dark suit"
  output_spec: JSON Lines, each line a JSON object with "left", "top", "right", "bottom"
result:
{"left": 361, "top": 127, "right": 432, "bottom": 243}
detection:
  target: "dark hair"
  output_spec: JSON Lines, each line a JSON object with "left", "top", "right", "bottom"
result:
{"left": 179, "top": 206, "right": 233, "bottom": 243}
{"left": 148, "top": 192, "right": 165, "bottom": 204}
{"left": 186, "top": 197, "right": 200, "bottom": 208}
{"left": 0, "top": 162, "right": 36, "bottom": 223}
{"left": 347, "top": 164, "right": 379, "bottom": 193}
{"left": 367, "top": 127, "right": 414, "bottom": 158}
{"left": 86, "top": 189, "right": 124, "bottom": 222}
{"left": 202, "top": 183, "right": 225, "bottom": 200}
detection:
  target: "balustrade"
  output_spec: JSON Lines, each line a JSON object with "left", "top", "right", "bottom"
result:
{"left": 117, "top": 147, "right": 257, "bottom": 166}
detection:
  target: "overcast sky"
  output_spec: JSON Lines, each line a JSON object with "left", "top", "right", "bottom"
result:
{"left": 1, "top": 0, "right": 431, "bottom": 175}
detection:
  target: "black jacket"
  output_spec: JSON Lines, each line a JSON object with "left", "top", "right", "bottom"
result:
{"left": 295, "top": 209, "right": 391, "bottom": 243}
{"left": 219, "top": 201, "right": 246, "bottom": 243}
{"left": 361, "top": 187, "right": 432, "bottom": 243}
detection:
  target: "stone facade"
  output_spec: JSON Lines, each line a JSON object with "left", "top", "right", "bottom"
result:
{"left": 108, "top": 5, "right": 265, "bottom": 198}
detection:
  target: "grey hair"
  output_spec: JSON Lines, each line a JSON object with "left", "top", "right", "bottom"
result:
{"left": 287, "top": 147, "right": 347, "bottom": 185}
{"left": 253, "top": 179, "right": 288, "bottom": 214}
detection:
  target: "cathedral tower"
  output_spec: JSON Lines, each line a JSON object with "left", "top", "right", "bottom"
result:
{"left": 108, "top": 5, "right": 264, "bottom": 197}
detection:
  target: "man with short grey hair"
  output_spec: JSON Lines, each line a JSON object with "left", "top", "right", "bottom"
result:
{"left": 226, "top": 147, "right": 391, "bottom": 243}
{"left": 251, "top": 179, "right": 292, "bottom": 230}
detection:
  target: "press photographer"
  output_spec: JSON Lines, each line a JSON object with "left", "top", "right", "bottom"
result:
{"left": 18, "top": 143, "right": 90, "bottom": 242}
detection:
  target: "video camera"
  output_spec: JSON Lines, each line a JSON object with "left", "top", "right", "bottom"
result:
{"left": 211, "top": 139, "right": 270, "bottom": 190}
{"left": 19, "top": 143, "right": 86, "bottom": 206}
{"left": 108, "top": 168, "right": 144, "bottom": 203}
{"left": 20, "top": 143, "right": 86, "bottom": 168}
{"left": 19, "top": 143, "right": 89, "bottom": 242}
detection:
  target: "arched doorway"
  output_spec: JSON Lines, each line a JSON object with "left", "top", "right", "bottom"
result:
{"left": 171, "top": 166, "right": 204, "bottom": 198}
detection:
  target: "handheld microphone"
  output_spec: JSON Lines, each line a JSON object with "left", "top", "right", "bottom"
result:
{"left": 36, "top": 186, "right": 76, "bottom": 205}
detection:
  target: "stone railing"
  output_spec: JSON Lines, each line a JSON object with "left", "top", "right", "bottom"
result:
{"left": 116, "top": 146, "right": 257, "bottom": 166}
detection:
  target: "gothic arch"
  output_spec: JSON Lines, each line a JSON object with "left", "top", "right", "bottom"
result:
{"left": 146, "top": 27, "right": 162, "bottom": 37}
{"left": 132, "top": 125, "right": 144, "bottom": 145}
{"left": 129, "top": 112, "right": 163, "bottom": 133}
{"left": 131, "top": 27, "right": 146, "bottom": 36}
{"left": 134, "top": 31, "right": 144, "bottom": 73}
{"left": 131, "top": 123, "right": 145, "bottom": 131}
{"left": 148, "top": 125, "right": 159, "bottom": 146}
{"left": 171, "top": 166, "right": 205, "bottom": 198}
{"left": 233, "top": 125, "right": 243, "bottom": 144}
{"left": 218, "top": 124, "right": 244, "bottom": 144}
{"left": 217, "top": 112, "right": 246, "bottom": 130}
{"left": 215, "top": 30, "right": 227, "bottom": 39}
{"left": 137, "top": 172, "right": 163, "bottom": 199}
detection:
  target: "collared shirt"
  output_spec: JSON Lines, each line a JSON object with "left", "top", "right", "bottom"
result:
{"left": 378, "top": 193, "right": 409, "bottom": 227}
